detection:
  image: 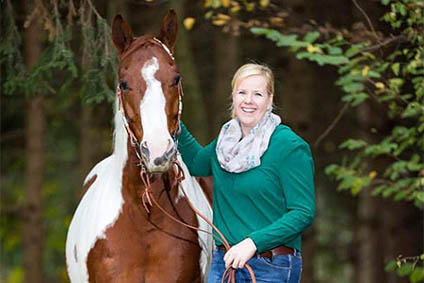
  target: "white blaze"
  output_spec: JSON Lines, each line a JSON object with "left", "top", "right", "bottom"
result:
{"left": 140, "top": 57, "right": 174, "bottom": 167}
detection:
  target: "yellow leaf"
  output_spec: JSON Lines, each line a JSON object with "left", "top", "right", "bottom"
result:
{"left": 362, "top": 66, "right": 370, "bottom": 77}
{"left": 375, "top": 82, "right": 385, "bottom": 90}
{"left": 307, "top": 44, "right": 321, "bottom": 53}
{"left": 216, "top": 13, "right": 231, "bottom": 21}
{"left": 368, "top": 171, "right": 377, "bottom": 179}
{"left": 212, "top": 19, "right": 227, "bottom": 26}
{"left": 183, "top": 17, "right": 196, "bottom": 30}
{"left": 230, "top": 5, "right": 240, "bottom": 13}
{"left": 221, "top": 0, "right": 230, "bottom": 7}
{"left": 260, "top": 0, "right": 270, "bottom": 7}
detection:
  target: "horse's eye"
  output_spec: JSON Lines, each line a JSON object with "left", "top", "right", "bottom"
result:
{"left": 173, "top": 75, "right": 180, "bottom": 86}
{"left": 119, "top": 81, "right": 129, "bottom": 91}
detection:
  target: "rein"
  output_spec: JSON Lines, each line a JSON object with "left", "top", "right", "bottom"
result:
{"left": 116, "top": 37, "right": 256, "bottom": 283}
{"left": 116, "top": 79, "right": 182, "bottom": 171}
{"left": 139, "top": 162, "right": 256, "bottom": 283}
{"left": 116, "top": 37, "right": 183, "bottom": 171}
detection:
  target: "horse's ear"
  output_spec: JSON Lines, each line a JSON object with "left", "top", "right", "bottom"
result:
{"left": 157, "top": 9, "right": 178, "bottom": 53}
{"left": 112, "top": 14, "right": 134, "bottom": 54}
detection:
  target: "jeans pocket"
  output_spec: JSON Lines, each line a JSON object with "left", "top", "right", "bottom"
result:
{"left": 257, "top": 254, "right": 292, "bottom": 270}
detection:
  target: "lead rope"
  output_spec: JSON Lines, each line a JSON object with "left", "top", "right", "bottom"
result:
{"left": 139, "top": 161, "right": 256, "bottom": 283}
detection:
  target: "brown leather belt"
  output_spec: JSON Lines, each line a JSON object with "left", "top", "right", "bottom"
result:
{"left": 217, "top": 245, "right": 294, "bottom": 260}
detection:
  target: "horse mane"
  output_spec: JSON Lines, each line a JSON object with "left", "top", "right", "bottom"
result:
{"left": 112, "top": 99, "right": 128, "bottom": 161}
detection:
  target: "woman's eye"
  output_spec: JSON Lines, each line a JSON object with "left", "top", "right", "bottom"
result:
{"left": 255, "top": 92, "right": 263, "bottom": 96}
{"left": 173, "top": 75, "right": 180, "bottom": 86}
{"left": 119, "top": 81, "right": 129, "bottom": 91}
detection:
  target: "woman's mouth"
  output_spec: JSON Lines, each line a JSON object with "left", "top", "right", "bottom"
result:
{"left": 241, "top": 107, "right": 256, "bottom": 113}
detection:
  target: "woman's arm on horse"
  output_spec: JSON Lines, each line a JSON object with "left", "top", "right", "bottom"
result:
{"left": 177, "top": 121, "right": 215, "bottom": 177}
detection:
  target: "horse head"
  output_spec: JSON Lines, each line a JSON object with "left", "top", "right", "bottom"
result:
{"left": 112, "top": 10, "right": 181, "bottom": 173}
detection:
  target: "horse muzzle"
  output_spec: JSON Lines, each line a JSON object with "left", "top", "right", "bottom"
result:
{"left": 140, "top": 138, "right": 177, "bottom": 173}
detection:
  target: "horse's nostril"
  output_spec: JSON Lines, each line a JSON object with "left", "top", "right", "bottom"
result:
{"left": 154, "top": 156, "right": 166, "bottom": 166}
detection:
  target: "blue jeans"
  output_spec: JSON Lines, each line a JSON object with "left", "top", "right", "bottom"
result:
{"left": 207, "top": 248, "right": 302, "bottom": 283}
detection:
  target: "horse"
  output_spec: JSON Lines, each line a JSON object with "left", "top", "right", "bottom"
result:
{"left": 65, "top": 10, "right": 213, "bottom": 283}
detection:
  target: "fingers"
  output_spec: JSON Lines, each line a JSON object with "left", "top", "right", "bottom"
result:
{"left": 223, "top": 249, "right": 249, "bottom": 269}
{"left": 223, "top": 250, "right": 232, "bottom": 269}
{"left": 232, "top": 257, "right": 246, "bottom": 269}
{"left": 223, "top": 238, "right": 258, "bottom": 269}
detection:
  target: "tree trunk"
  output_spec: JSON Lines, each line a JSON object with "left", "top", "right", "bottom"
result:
{"left": 23, "top": 2, "right": 44, "bottom": 281}
{"left": 207, "top": 30, "right": 239, "bottom": 138}
{"left": 355, "top": 188, "right": 379, "bottom": 283}
{"left": 174, "top": 0, "right": 209, "bottom": 144}
{"left": 354, "top": 103, "right": 380, "bottom": 283}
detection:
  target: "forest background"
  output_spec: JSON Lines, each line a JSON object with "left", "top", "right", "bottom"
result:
{"left": 1, "top": 0, "right": 423, "bottom": 282}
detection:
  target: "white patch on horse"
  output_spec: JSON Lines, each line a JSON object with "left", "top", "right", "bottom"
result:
{"left": 176, "top": 154, "right": 213, "bottom": 281}
{"left": 140, "top": 57, "right": 174, "bottom": 167}
{"left": 65, "top": 100, "right": 127, "bottom": 283}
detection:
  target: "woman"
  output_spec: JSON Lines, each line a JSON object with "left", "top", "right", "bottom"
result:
{"left": 178, "top": 63, "right": 315, "bottom": 282}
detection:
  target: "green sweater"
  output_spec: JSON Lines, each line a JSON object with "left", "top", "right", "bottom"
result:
{"left": 178, "top": 122, "right": 315, "bottom": 253}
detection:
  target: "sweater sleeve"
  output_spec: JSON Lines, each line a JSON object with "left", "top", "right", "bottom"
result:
{"left": 177, "top": 122, "right": 215, "bottom": 177}
{"left": 248, "top": 140, "right": 316, "bottom": 253}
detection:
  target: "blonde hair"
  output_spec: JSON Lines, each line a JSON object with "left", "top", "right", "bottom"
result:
{"left": 230, "top": 63, "right": 275, "bottom": 117}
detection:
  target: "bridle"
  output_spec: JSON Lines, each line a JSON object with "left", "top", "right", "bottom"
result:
{"left": 116, "top": 37, "right": 256, "bottom": 283}
{"left": 116, "top": 37, "right": 183, "bottom": 172}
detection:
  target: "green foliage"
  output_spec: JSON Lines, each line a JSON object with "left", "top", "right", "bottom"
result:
{"left": 0, "top": 0, "right": 28, "bottom": 95}
{"left": 0, "top": 1, "right": 78, "bottom": 97}
{"left": 251, "top": 1, "right": 423, "bottom": 281}
{"left": 251, "top": 0, "right": 424, "bottom": 208}
{"left": 80, "top": 10, "right": 118, "bottom": 104}
{"left": 1, "top": 1, "right": 118, "bottom": 281}
{"left": 385, "top": 254, "right": 424, "bottom": 282}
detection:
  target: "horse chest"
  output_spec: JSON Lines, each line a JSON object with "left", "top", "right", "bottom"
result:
{"left": 86, "top": 205, "right": 202, "bottom": 283}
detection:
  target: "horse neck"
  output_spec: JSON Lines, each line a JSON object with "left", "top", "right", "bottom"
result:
{"left": 113, "top": 100, "right": 142, "bottom": 201}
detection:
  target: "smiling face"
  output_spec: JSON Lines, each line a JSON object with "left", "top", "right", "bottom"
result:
{"left": 232, "top": 74, "right": 273, "bottom": 136}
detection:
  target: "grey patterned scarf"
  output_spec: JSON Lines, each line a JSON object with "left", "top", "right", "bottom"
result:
{"left": 216, "top": 110, "right": 281, "bottom": 173}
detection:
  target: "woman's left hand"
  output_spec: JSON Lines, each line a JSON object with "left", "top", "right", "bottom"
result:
{"left": 224, "top": 238, "right": 257, "bottom": 269}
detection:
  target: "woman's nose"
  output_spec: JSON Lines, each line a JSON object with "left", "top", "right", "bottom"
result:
{"left": 243, "top": 93, "right": 252, "bottom": 103}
